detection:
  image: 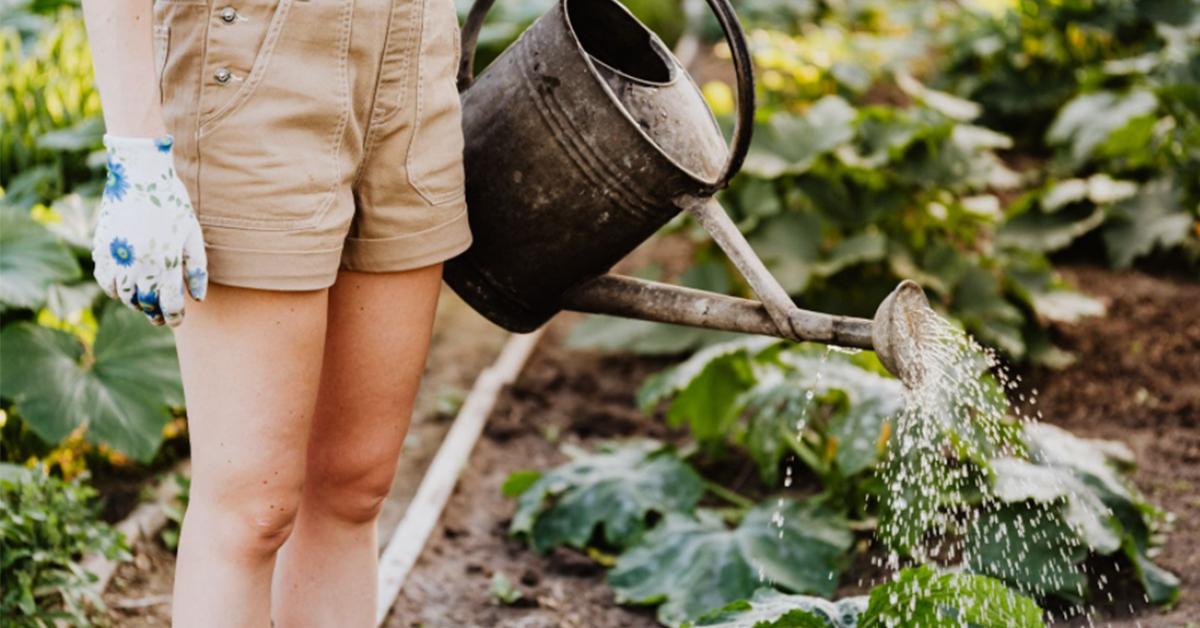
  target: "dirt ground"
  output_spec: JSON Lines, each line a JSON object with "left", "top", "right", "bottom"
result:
{"left": 386, "top": 265, "right": 1200, "bottom": 628}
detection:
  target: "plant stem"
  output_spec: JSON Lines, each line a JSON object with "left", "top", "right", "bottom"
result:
{"left": 704, "top": 480, "right": 755, "bottom": 509}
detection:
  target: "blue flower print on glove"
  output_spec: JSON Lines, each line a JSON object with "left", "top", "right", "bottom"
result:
{"left": 105, "top": 155, "right": 130, "bottom": 202}
{"left": 92, "top": 135, "right": 209, "bottom": 327}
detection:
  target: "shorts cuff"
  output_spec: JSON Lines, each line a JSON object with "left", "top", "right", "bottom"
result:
{"left": 340, "top": 209, "right": 472, "bottom": 272}
{"left": 206, "top": 244, "right": 343, "bottom": 291}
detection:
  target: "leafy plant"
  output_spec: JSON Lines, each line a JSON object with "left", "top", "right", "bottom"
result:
{"left": 689, "top": 588, "right": 865, "bottom": 628}
{"left": 1, "top": 11, "right": 104, "bottom": 209}
{"left": 980, "top": 423, "right": 1180, "bottom": 605}
{"left": 0, "top": 203, "right": 81, "bottom": 313}
{"left": 608, "top": 499, "right": 854, "bottom": 626}
{"left": 939, "top": 0, "right": 1200, "bottom": 268}
{"left": 0, "top": 300, "right": 185, "bottom": 462}
{"left": 489, "top": 571, "right": 525, "bottom": 606}
{"left": 857, "top": 566, "right": 1043, "bottom": 628}
{"left": 1, "top": 463, "right": 129, "bottom": 627}
{"left": 686, "top": 567, "right": 1045, "bottom": 628}
{"left": 507, "top": 440, "right": 706, "bottom": 553}
{"left": 639, "top": 339, "right": 903, "bottom": 493}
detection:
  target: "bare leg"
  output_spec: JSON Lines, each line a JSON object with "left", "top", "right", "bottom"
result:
{"left": 171, "top": 283, "right": 329, "bottom": 628}
{"left": 271, "top": 265, "right": 443, "bottom": 627}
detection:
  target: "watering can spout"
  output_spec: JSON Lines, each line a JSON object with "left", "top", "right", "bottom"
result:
{"left": 561, "top": 276, "right": 932, "bottom": 386}
{"left": 871, "top": 280, "right": 933, "bottom": 386}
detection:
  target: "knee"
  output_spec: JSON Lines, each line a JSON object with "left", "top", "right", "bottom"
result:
{"left": 309, "top": 457, "right": 398, "bottom": 525}
{"left": 236, "top": 497, "right": 302, "bottom": 556}
{"left": 193, "top": 484, "right": 304, "bottom": 561}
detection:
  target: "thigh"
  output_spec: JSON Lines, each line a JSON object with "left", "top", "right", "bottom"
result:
{"left": 305, "top": 265, "right": 443, "bottom": 483}
{"left": 173, "top": 283, "right": 329, "bottom": 506}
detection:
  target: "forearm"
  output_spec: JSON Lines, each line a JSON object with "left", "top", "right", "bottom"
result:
{"left": 81, "top": 0, "right": 168, "bottom": 138}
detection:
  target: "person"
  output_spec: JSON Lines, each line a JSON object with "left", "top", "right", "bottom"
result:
{"left": 81, "top": 0, "right": 472, "bottom": 625}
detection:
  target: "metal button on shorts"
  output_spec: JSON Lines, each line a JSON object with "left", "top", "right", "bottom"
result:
{"left": 152, "top": 0, "right": 472, "bottom": 290}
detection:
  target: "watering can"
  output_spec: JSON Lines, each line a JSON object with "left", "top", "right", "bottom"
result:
{"left": 444, "top": 0, "right": 930, "bottom": 384}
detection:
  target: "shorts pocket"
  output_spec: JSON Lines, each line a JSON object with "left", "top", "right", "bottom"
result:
{"left": 196, "top": 0, "right": 354, "bottom": 231}
{"left": 406, "top": 0, "right": 467, "bottom": 206}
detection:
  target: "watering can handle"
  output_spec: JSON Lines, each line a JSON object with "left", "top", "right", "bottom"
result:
{"left": 456, "top": 0, "right": 756, "bottom": 193}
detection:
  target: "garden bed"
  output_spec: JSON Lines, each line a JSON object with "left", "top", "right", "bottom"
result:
{"left": 91, "top": 265, "right": 1198, "bottom": 627}
{"left": 385, "top": 264, "right": 1199, "bottom": 628}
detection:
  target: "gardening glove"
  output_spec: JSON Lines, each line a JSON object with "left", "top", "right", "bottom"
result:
{"left": 92, "top": 134, "right": 208, "bottom": 327}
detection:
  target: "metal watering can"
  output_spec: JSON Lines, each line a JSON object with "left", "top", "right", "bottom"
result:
{"left": 445, "top": 0, "right": 930, "bottom": 384}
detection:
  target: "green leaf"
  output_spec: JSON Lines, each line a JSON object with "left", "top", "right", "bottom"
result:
{"left": 858, "top": 567, "right": 1045, "bottom": 628}
{"left": 997, "top": 204, "right": 1106, "bottom": 253}
{"left": 45, "top": 281, "right": 102, "bottom": 321}
{"left": 0, "top": 302, "right": 183, "bottom": 460}
{"left": 608, "top": 499, "right": 854, "bottom": 626}
{"left": 989, "top": 457, "right": 1123, "bottom": 554}
{"left": 39, "top": 194, "right": 98, "bottom": 253}
{"left": 1047, "top": 90, "right": 1159, "bottom": 166}
{"left": 638, "top": 338, "right": 778, "bottom": 445}
{"left": 747, "top": 212, "right": 825, "bottom": 295}
{"left": 740, "top": 352, "right": 903, "bottom": 482}
{"left": 743, "top": 97, "right": 858, "bottom": 178}
{"left": 965, "top": 503, "right": 1089, "bottom": 601}
{"left": 509, "top": 440, "right": 705, "bottom": 553}
{"left": 1102, "top": 178, "right": 1193, "bottom": 269}
{"left": 1018, "top": 423, "right": 1180, "bottom": 604}
{"left": 689, "top": 589, "right": 866, "bottom": 628}
{"left": 814, "top": 231, "right": 888, "bottom": 278}
{"left": 501, "top": 470, "right": 541, "bottom": 498}
{"left": 1122, "top": 537, "right": 1181, "bottom": 607}
{"left": 34, "top": 115, "right": 105, "bottom": 152}
{"left": 490, "top": 572, "right": 524, "bottom": 605}
{"left": 0, "top": 206, "right": 81, "bottom": 312}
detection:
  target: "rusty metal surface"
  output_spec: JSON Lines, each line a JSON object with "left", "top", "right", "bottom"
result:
{"left": 445, "top": 0, "right": 737, "bottom": 332}
{"left": 561, "top": 275, "right": 876, "bottom": 351}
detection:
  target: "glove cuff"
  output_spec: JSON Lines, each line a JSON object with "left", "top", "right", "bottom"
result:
{"left": 103, "top": 134, "right": 177, "bottom": 156}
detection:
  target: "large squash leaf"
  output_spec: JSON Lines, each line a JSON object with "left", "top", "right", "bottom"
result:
{"left": 0, "top": 205, "right": 80, "bottom": 312}
{"left": 742, "top": 97, "right": 857, "bottom": 178}
{"left": 508, "top": 440, "right": 705, "bottom": 553}
{"left": 1047, "top": 89, "right": 1158, "bottom": 166}
{"left": 739, "top": 353, "right": 903, "bottom": 484}
{"left": 608, "top": 499, "right": 854, "bottom": 626}
{"left": 638, "top": 338, "right": 780, "bottom": 447}
{"left": 1019, "top": 423, "right": 1180, "bottom": 605}
{"left": 0, "top": 301, "right": 183, "bottom": 461}
{"left": 689, "top": 589, "right": 866, "bottom": 628}
{"left": 965, "top": 503, "right": 1089, "bottom": 602}
{"left": 989, "top": 457, "right": 1123, "bottom": 553}
{"left": 1102, "top": 177, "right": 1193, "bottom": 269}
{"left": 858, "top": 566, "right": 1044, "bottom": 628}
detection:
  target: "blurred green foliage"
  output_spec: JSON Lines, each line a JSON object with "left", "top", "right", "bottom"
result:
{"left": 0, "top": 463, "right": 129, "bottom": 627}
{"left": 1, "top": 5, "right": 183, "bottom": 467}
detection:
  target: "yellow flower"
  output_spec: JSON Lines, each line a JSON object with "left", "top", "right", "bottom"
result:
{"left": 702, "top": 81, "right": 734, "bottom": 117}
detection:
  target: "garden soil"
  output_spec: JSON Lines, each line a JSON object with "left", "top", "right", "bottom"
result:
{"left": 385, "top": 265, "right": 1199, "bottom": 628}
{"left": 99, "top": 266, "right": 1199, "bottom": 627}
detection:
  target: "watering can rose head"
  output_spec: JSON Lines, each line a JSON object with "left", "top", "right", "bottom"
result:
{"left": 872, "top": 280, "right": 935, "bottom": 387}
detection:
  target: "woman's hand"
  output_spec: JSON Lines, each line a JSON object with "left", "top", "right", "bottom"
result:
{"left": 92, "top": 135, "right": 208, "bottom": 327}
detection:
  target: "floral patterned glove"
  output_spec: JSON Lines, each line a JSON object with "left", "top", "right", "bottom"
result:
{"left": 92, "top": 135, "right": 208, "bottom": 327}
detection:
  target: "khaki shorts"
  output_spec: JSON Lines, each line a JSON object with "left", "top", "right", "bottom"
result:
{"left": 152, "top": 0, "right": 472, "bottom": 290}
